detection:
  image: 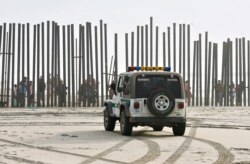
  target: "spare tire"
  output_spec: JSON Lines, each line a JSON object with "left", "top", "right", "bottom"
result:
{"left": 147, "top": 89, "right": 175, "bottom": 117}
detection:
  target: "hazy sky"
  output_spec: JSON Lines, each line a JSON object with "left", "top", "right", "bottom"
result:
{"left": 1, "top": 0, "right": 250, "bottom": 43}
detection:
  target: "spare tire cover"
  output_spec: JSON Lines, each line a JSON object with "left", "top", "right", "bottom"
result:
{"left": 147, "top": 89, "right": 175, "bottom": 117}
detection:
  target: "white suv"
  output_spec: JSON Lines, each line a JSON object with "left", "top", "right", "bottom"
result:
{"left": 103, "top": 66, "right": 186, "bottom": 136}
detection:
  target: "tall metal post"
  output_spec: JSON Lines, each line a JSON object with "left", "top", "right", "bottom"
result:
{"left": 136, "top": 26, "right": 140, "bottom": 66}
{"left": 150, "top": 17, "right": 153, "bottom": 66}
{"left": 67, "top": 25, "right": 71, "bottom": 107}
{"left": 32, "top": 25, "right": 37, "bottom": 107}
{"left": 145, "top": 25, "right": 148, "bottom": 66}
{"left": 100, "top": 20, "right": 104, "bottom": 105}
{"left": 22, "top": 24, "right": 25, "bottom": 81}
{"left": 248, "top": 41, "right": 250, "bottom": 106}
{"left": 46, "top": 21, "right": 50, "bottom": 107}
{"left": 62, "top": 25, "right": 66, "bottom": 107}
{"left": 242, "top": 38, "right": 246, "bottom": 106}
{"left": 82, "top": 26, "right": 86, "bottom": 106}
{"left": 71, "top": 24, "right": 75, "bottom": 107}
{"left": 192, "top": 41, "right": 197, "bottom": 106}
{"left": 11, "top": 24, "right": 16, "bottom": 107}
{"left": 41, "top": 23, "right": 45, "bottom": 106}
{"left": 204, "top": 32, "right": 208, "bottom": 105}
{"left": 86, "top": 23, "right": 90, "bottom": 106}
{"left": 173, "top": 23, "right": 176, "bottom": 72}
{"left": 141, "top": 26, "right": 144, "bottom": 66}
{"left": 26, "top": 23, "right": 30, "bottom": 89}
{"left": 125, "top": 33, "right": 128, "bottom": 69}
{"left": 94, "top": 26, "right": 99, "bottom": 106}
{"left": 187, "top": 25, "right": 191, "bottom": 105}
{"left": 167, "top": 27, "right": 171, "bottom": 67}
{"left": 104, "top": 24, "right": 108, "bottom": 98}
{"left": 183, "top": 24, "right": 186, "bottom": 81}
{"left": 78, "top": 25, "right": 82, "bottom": 107}
{"left": 199, "top": 34, "right": 202, "bottom": 106}
{"left": 51, "top": 22, "right": 55, "bottom": 107}
{"left": 207, "top": 42, "right": 212, "bottom": 106}
{"left": 155, "top": 26, "right": 158, "bottom": 66}
{"left": 131, "top": 32, "right": 134, "bottom": 66}
{"left": 6, "top": 24, "right": 12, "bottom": 106}
{"left": 1, "top": 23, "right": 6, "bottom": 102}
{"left": 114, "top": 34, "right": 118, "bottom": 83}
{"left": 179, "top": 24, "right": 182, "bottom": 73}
{"left": 37, "top": 24, "right": 40, "bottom": 106}
{"left": 163, "top": 32, "right": 166, "bottom": 66}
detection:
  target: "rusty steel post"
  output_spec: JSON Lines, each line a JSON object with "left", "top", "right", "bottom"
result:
{"left": 204, "top": 32, "right": 208, "bottom": 105}
{"left": 46, "top": 21, "right": 50, "bottom": 107}
{"left": 67, "top": 25, "right": 71, "bottom": 107}
{"left": 71, "top": 24, "right": 75, "bottom": 107}
{"left": 167, "top": 27, "right": 171, "bottom": 67}
{"left": 192, "top": 41, "right": 197, "bottom": 106}
{"left": 32, "top": 25, "right": 37, "bottom": 107}
{"left": 145, "top": 25, "right": 148, "bottom": 66}
{"left": 125, "top": 33, "right": 128, "bottom": 70}
{"left": 183, "top": 24, "right": 186, "bottom": 81}
{"left": 187, "top": 25, "right": 191, "bottom": 105}
{"left": 136, "top": 26, "right": 140, "bottom": 66}
{"left": 6, "top": 24, "right": 12, "bottom": 106}
{"left": 94, "top": 26, "right": 99, "bottom": 106}
{"left": 104, "top": 24, "right": 108, "bottom": 98}
{"left": 131, "top": 32, "right": 134, "bottom": 66}
{"left": 173, "top": 23, "right": 176, "bottom": 72}
{"left": 100, "top": 20, "right": 104, "bottom": 105}
{"left": 242, "top": 38, "right": 246, "bottom": 106}
{"left": 150, "top": 17, "right": 153, "bottom": 66}
{"left": 62, "top": 25, "right": 66, "bottom": 107}
{"left": 114, "top": 33, "right": 118, "bottom": 84}
{"left": 11, "top": 24, "right": 16, "bottom": 107}
{"left": 141, "top": 26, "right": 144, "bottom": 66}
{"left": 163, "top": 32, "right": 166, "bottom": 66}
{"left": 155, "top": 26, "right": 158, "bottom": 66}
{"left": 179, "top": 24, "right": 182, "bottom": 74}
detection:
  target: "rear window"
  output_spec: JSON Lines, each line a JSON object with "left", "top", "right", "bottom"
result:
{"left": 135, "top": 74, "right": 182, "bottom": 98}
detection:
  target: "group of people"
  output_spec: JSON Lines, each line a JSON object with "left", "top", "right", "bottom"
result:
{"left": 184, "top": 80, "right": 246, "bottom": 106}
{"left": 215, "top": 80, "right": 245, "bottom": 106}
{"left": 11, "top": 76, "right": 46, "bottom": 107}
{"left": 78, "top": 75, "right": 97, "bottom": 107}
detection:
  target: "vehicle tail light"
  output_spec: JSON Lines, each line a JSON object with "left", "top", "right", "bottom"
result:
{"left": 134, "top": 102, "right": 140, "bottom": 109}
{"left": 178, "top": 102, "right": 184, "bottom": 109}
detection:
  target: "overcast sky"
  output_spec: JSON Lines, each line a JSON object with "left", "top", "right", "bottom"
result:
{"left": 1, "top": 0, "right": 250, "bottom": 43}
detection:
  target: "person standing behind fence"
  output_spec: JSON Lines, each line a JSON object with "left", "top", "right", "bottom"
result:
{"left": 37, "top": 76, "right": 46, "bottom": 107}
{"left": 11, "top": 84, "right": 18, "bottom": 107}
{"left": 229, "top": 82, "right": 236, "bottom": 106}
{"left": 27, "top": 81, "right": 34, "bottom": 107}
{"left": 56, "top": 80, "right": 67, "bottom": 107}
{"left": 86, "top": 75, "right": 96, "bottom": 106}
{"left": 184, "top": 80, "right": 192, "bottom": 103}
{"left": 236, "top": 81, "right": 245, "bottom": 106}
{"left": 215, "top": 80, "right": 224, "bottom": 106}
{"left": 18, "top": 77, "right": 27, "bottom": 107}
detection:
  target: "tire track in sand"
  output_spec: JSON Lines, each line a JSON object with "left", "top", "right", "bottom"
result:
{"left": 80, "top": 127, "right": 161, "bottom": 164}
{"left": 164, "top": 119, "right": 234, "bottom": 164}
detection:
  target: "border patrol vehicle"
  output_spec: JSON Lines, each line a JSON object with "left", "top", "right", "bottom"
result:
{"left": 103, "top": 66, "right": 186, "bottom": 136}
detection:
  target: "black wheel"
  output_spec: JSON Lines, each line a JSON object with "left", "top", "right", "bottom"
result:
{"left": 172, "top": 123, "right": 186, "bottom": 136}
{"left": 147, "top": 89, "right": 175, "bottom": 117}
{"left": 152, "top": 126, "right": 164, "bottom": 131}
{"left": 120, "top": 110, "right": 132, "bottom": 136}
{"left": 104, "top": 106, "right": 116, "bottom": 131}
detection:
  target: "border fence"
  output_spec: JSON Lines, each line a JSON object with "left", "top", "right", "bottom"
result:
{"left": 0, "top": 17, "right": 250, "bottom": 107}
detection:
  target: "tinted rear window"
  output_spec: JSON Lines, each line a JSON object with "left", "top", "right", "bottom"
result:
{"left": 135, "top": 75, "right": 182, "bottom": 98}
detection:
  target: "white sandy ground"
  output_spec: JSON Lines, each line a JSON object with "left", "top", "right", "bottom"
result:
{"left": 0, "top": 106, "right": 249, "bottom": 164}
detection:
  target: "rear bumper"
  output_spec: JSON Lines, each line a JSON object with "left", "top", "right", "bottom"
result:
{"left": 129, "top": 117, "right": 186, "bottom": 126}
